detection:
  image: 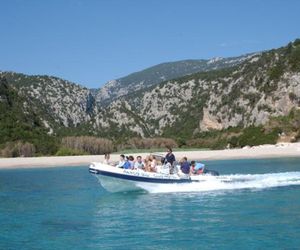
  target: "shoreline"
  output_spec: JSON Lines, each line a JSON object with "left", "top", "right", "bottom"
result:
{"left": 0, "top": 142, "right": 300, "bottom": 169}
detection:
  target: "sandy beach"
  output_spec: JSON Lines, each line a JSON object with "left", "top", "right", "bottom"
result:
{"left": 0, "top": 142, "right": 300, "bottom": 169}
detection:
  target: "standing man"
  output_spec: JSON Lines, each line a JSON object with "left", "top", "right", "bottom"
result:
{"left": 165, "top": 147, "right": 176, "bottom": 165}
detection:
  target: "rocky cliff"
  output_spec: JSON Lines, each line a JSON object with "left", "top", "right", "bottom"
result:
{"left": 98, "top": 39, "right": 300, "bottom": 139}
{"left": 94, "top": 54, "right": 256, "bottom": 105}
{"left": 1, "top": 39, "right": 300, "bottom": 142}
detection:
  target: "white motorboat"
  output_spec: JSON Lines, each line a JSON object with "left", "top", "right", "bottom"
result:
{"left": 89, "top": 161, "right": 219, "bottom": 192}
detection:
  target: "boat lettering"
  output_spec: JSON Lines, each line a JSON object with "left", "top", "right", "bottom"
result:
{"left": 122, "top": 170, "right": 177, "bottom": 179}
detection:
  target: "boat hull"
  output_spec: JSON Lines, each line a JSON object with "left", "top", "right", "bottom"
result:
{"left": 94, "top": 174, "right": 145, "bottom": 192}
{"left": 89, "top": 162, "right": 191, "bottom": 192}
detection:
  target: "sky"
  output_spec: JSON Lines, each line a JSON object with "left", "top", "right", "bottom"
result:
{"left": 1, "top": 0, "right": 300, "bottom": 88}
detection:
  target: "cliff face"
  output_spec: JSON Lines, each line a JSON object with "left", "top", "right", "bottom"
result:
{"left": 97, "top": 40, "right": 300, "bottom": 138}
{"left": 94, "top": 54, "right": 256, "bottom": 105}
{"left": 1, "top": 39, "right": 300, "bottom": 140}
{"left": 0, "top": 72, "right": 97, "bottom": 135}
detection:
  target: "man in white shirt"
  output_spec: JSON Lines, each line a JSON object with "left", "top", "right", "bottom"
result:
{"left": 116, "top": 154, "right": 126, "bottom": 168}
{"left": 134, "top": 156, "right": 145, "bottom": 170}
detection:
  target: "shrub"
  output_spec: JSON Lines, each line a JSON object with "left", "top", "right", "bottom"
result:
{"left": 18, "top": 142, "right": 36, "bottom": 157}
{"left": 294, "top": 39, "right": 300, "bottom": 46}
{"left": 289, "top": 46, "right": 300, "bottom": 71}
{"left": 61, "top": 136, "right": 114, "bottom": 155}
{"left": 228, "top": 136, "right": 239, "bottom": 148}
{"left": 0, "top": 141, "right": 36, "bottom": 157}
{"left": 188, "top": 125, "right": 278, "bottom": 149}
{"left": 238, "top": 126, "right": 278, "bottom": 147}
{"left": 176, "top": 137, "right": 187, "bottom": 147}
{"left": 186, "top": 136, "right": 220, "bottom": 149}
{"left": 289, "top": 92, "right": 297, "bottom": 101}
{"left": 268, "top": 63, "right": 284, "bottom": 80}
{"left": 121, "top": 137, "right": 178, "bottom": 150}
{"left": 295, "top": 130, "right": 300, "bottom": 141}
{"left": 244, "top": 92, "right": 261, "bottom": 107}
{"left": 265, "top": 108, "right": 300, "bottom": 135}
{"left": 55, "top": 147, "right": 87, "bottom": 156}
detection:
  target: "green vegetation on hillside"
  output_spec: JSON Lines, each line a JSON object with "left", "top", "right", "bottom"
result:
{"left": 185, "top": 109, "right": 300, "bottom": 149}
{"left": 1, "top": 39, "right": 300, "bottom": 157}
{"left": 0, "top": 78, "right": 58, "bottom": 156}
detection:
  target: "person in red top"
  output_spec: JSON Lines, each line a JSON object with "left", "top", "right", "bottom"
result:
{"left": 190, "top": 161, "right": 205, "bottom": 175}
{"left": 190, "top": 161, "right": 196, "bottom": 175}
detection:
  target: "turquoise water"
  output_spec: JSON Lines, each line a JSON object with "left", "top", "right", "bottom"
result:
{"left": 1, "top": 157, "right": 300, "bottom": 249}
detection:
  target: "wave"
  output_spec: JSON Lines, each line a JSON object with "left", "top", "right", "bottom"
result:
{"left": 137, "top": 172, "right": 300, "bottom": 193}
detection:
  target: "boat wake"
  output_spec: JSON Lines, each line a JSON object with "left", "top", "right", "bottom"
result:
{"left": 137, "top": 171, "right": 300, "bottom": 193}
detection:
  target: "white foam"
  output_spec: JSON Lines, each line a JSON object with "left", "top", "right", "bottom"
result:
{"left": 137, "top": 172, "right": 300, "bottom": 193}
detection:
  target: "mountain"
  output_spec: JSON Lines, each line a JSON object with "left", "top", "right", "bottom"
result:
{"left": 97, "top": 39, "right": 300, "bottom": 140}
{"left": 1, "top": 39, "right": 300, "bottom": 154}
{"left": 0, "top": 72, "right": 96, "bottom": 132}
{"left": 95, "top": 54, "right": 256, "bottom": 105}
{"left": 0, "top": 77, "right": 58, "bottom": 154}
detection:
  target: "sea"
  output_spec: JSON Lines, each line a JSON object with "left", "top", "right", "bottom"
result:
{"left": 1, "top": 157, "right": 300, "bottom": 250}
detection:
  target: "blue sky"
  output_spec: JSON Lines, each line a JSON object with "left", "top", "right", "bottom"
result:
{"left": 1, "top": 0, "right": 299, "bottom": 88}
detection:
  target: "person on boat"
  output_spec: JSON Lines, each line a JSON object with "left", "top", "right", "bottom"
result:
{"left": 123, "top": 156, "right": 132, "bottom": 169}
{"left": 134, "top": 156, "right": 145, "bottom": 170}
{"left": 179, "top": 157, "right": 190, "bottom": 174}
{"left": 149, "top": 155, "right": 157, "bottom": 172}
{"left": 116, "top": 155, "right": 131, "bottom": 169}
{"left": 144, "top": 155, "right": 157, "bottom": 172}
{"left": 128, "top": 155, "right": 135, "bottom": 169}
{"left": 116, "top": 154, "right": 126, "bottom": 168}
{"left": 190, "top": 161, "right": 196, "bottom": 175}
{"left": 165, "top": 147, "right": 175, "bottom": 165}
{"left": 190, "top": 161, "right": 205, "bottom": 175}
{"left": 103, "top": 153, "right": 110, "bottom": 164}
{"left": 144, "top": 155, "right": 150, "bottom": 172}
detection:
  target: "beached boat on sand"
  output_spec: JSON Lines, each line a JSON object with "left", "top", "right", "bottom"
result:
{"left": 89, "top": 160, "right": 219, "bottom": 192}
